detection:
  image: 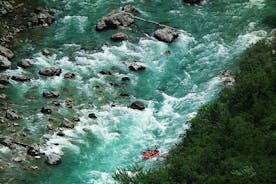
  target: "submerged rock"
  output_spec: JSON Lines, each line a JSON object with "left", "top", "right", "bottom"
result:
{"left": 18, "top": 60, "right": 31, "bottom": 68}
{"left": 60, "top": 120, "right": 74, "bottom": 129}
{"left": 0, "top": 55, "right": 11, "bottom": 70}
{"left": 153, "top": 27, "right": 179, "bottom": 43}
{"left": 64, "top": 72, "right": 76, "bottom": 79}
{"left": 73, "top": 115, "right": 80, "bottom": 122}
{"left": 99, "top": 70, "right": 112, "bottom": 75}
{"left": 0, "top": 45, "right": 14, "bottom": 59}
{"left": 183, "top": 0, "right": 203, "bottom": 5}
{"left": 120, "top": 93, "right": 129, "bottom": 97}
{"left": 111, "top": 32, "right": 128, "bottom": 41}
{"left": 11, "top": 76, "right": 31, "bottom": 82}
{"left": 129, "top": 62, "right": 146, "bottom": 71}
{"left": 43, "top": 91, "right": 59, "bottom": 98}
{"left": 45, "top": 153, "right": 62, "bottom": 165}
{"left": 41, "top": 106, "right": 52, "bottom": 114}
{"left": 130, "top": 101, "right": 145, "bottom": 110}
{"left": 65, "top": 98, "right": 73, "bottom": 108}
{"left": 39, "top": 67, "right": 62, "bottom": 77}
{"left": 42, "top": 49, "right": 53, "bottom": 56}
{"left": 51, "top": 100, "right": 61, "bottom": 106}
{"left": 96, "top": 10, "right": 135, "bottom": 31}
{"left": 6, "top": 109, "right": 20, "bottom": 120}
{"left": 122, "top": 76, "right": 130, "bottom": 81}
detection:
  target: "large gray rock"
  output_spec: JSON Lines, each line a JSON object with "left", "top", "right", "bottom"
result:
{"left": 96, "top": 10, "right": 135, "bottom": 31}
{"left": 0, "top": 45, "right": 14, "bottom": 59}
{"left": 130, "top": 101, "right": 145, "bottom": 110}
{"left": 0, "top": 75, "right": 10, "bottom": 85}
{"left": 153, "top": 27, "right": 179, "bottom": 43}
{"left": 6, "top": 109, "right": 20, "bottom": 120}
{"left": 45, "top": 153, "right": 62, "bottom": 165}
{"left": 18, "top": 60, "right": 31, "bottom": 68}
{"left": 11, "top": 76, "right": 31, "bottom": 82}
{"left": 111, "top": 32, "right": 128, "bottom": 41}
{"left": 0, "top": 55, "right": 11, "bottom": 70}
{"left": 39, "top": 67, "right": 62, "bottom": 77}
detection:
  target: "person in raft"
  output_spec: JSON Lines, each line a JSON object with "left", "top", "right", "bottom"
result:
{"left": 143, "top": 146, "right": 159, "bottom": 159}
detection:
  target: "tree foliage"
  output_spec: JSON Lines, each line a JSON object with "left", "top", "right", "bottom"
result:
{"left": 114, "top": 39, "right": 276, "bottom": 184}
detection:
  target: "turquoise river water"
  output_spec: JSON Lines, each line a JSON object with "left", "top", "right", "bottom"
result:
{"left": 0, "top": 0, "right": 273, "bottom": 183}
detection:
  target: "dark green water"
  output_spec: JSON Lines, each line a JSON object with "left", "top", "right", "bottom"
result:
{"left": 0, "top": 0, "right": 272, "bottom": 183}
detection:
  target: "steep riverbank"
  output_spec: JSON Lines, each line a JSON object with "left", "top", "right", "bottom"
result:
{"left": 114, "top": 36, "right": 276, "bottom": 184}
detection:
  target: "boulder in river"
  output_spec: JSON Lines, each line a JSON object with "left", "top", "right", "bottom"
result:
{"left": 64, "top": 72, "right": 76, "bottom": 79}
{"left": 39, "top": 67, "right": 62, "bottom": 77}
{"left": 96, "top": 10, "right": 135, "bottom": 31}
{"left": 11, "top": 76, "right": 31, "bottom": 82}
{"left": 43, "top": 91, "right": 59, "bottom": 98}
{"left": 57, "top": 131, "right": 65, "bottom": 136}
{"left": 0, "top": 45, "right": 14, "bottom": 59}
{"left": 45, "top": 153, "right": 62, "bottom": 165}
{"left": 122, "top": 76, "right": 130, "bottom": 81}
{"left": 65, "top": 98, "right": 73, "bottom": 108}
{"left": 88, "top": 113, "right": 97, "bottom": 119}
{"left": 128, "top": 62, "right": 146, "bottom": 72}
{"left": 0, "top": 55, "right": 11, "bottom": 70}
{"left": 153, "top": 27, "right": 179, "bottom": 43}
{"left": 41, "top": 106, "right": 52, "bottom": 114}
{"left": 121, "top": 5, "right": 139, "bottom": 13}
{"left": 18, "top": 60, "right": 31, "bottom": 69}
{"left": 111, "top": 32, "right": 128, "bottom": 41}
{"left": 60, "top": 120, "right": 75, "bottom": 129}
{"left": 27, "top": 147, "right": 40, "bottom": 157}
{"left": 130, "top": 101, "right": 145, "bottom": 110}
{"left": 42, "top": 49, "right": 53, "bottom": 56}
{"left": 51, "top": 100, "right": 61, "bottom": 106}
{"left": 0, "top": 75, "right": 10, "bottom": 85}
{"left": 6, "top": 109, "right": 20, "bottom": 120}
{"left": 99, "top": 70, "right": 112, "bottom": 75}
{"left": 183, "top": 0, "right": 203, "bottom": 5}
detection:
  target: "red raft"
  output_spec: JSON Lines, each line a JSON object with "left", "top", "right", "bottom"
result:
{"left": 143, "top": 148, "right": 159, "bottom": 159}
